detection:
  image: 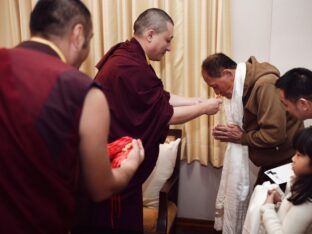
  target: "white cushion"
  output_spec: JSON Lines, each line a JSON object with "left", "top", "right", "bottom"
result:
{"left": 142, "top": 138, "right": 181, "bottom": 208}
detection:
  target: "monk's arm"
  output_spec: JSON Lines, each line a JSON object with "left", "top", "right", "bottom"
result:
{"left": 169, "top": 94, "right": 204, "bottom": 107}
{"left": 79, "top": 88, "right": 144, "bottom": 201}
{"left": 169, "top": 98, "right": 222, "bottom": 124}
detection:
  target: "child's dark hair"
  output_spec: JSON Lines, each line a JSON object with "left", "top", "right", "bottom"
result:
{"left": 288, "top": 126, "right": 312, "bottom": 205}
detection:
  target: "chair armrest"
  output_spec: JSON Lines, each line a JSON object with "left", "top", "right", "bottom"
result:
{"left": 156, "top": 175, "right": 179, "bottom": 234}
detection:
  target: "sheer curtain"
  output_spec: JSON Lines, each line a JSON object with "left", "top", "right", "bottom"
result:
{"left": 0, "top": 0, "right": 231, "bottom": 167}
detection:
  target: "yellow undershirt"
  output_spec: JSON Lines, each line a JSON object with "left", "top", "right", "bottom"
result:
{"left": 30, "top": 37, "right": 66, "bottom": 63}
{"left": 145, "top": 53, "right": 151, "bottom": 65}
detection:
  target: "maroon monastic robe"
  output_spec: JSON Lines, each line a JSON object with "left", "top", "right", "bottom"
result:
{"left": 75, "top": 38, "right": 174, "bottom": 232}
{"left": 0, "top": 41, "right": 98, "bottom": 233}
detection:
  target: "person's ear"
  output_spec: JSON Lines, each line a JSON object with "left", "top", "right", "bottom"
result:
{"left": 71, "top": 23, "right": 85, "bottom": 50}
{"left": 145, "top": 29, "right": 154, "bottom": 43}
{"left": 297, "top": 98, "right": 310, "bottom": 111}
{"left": 222, "top": 69, "right": 235, "bottom": 79}
{"left": 222, "top": 69, "right": 231, "bottom": 76}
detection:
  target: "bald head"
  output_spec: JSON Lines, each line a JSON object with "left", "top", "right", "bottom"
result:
{"left": 133, "top": 8, "right": 174, "bottom": 36}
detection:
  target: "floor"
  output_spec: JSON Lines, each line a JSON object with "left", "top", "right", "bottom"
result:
{"left": 175, "top": 219, "right": 222, "bottom": 234}
{"left": 175, "top": 226, "right": 222, "bottom": 234}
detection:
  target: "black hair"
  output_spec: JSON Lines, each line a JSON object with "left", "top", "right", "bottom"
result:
{"left": 275, "top": 68, "right": 312, "bottom": 102}
{"left": 201, "top": 53, "right": 237, "bottom": 78}
{"left": 133, "top": 8, "right": 174, "bottom": 36}
{"left": 30, "top": 0, "right": 91, "bottom": 39}
{"left": 288, "top": 126, "right": 312, "bottom": 205}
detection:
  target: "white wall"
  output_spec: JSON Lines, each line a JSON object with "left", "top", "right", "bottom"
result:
{"left": 232, "top": 0, "right": 312, "bottom": 73}
{"left": 270, "top": 0, "right": 312, "bottom": 74}
{"left": 231, "top": 0, "right": 273, "bottom": 63}
{"left": 177, "top": 0, "right": 312, "bottom": 221}
{"left": 270, "top": 0, "right": 312, "bottom": 127}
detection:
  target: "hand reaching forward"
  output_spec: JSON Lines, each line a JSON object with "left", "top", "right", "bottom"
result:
{"left": 200, "top": 98, "right": 223, "bottom": 115}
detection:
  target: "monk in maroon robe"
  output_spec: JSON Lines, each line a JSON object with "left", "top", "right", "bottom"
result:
{"left": 74, "top": 8, "right": 222, "bottom": 233}
{"left": 0, "top": 1, "right": 143, "bottom": 233}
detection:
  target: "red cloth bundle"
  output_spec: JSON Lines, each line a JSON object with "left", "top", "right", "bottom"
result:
{"left": 108, "top": 136, "right": 133, "bottom": 168}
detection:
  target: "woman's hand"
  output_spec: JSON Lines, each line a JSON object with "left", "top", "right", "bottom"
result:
{"left": 265, "top": 189, "right": 282, "bottom": 204}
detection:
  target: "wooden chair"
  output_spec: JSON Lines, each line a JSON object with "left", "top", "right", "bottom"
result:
{"left": 143, "top": 129, "right": 182, "bottom": 234}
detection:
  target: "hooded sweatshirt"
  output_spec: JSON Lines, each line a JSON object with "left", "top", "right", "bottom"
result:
{"left": 240, "top": 57, "right": 303, "bottom": 167}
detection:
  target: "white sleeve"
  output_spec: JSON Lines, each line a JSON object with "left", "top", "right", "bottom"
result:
{"left": 261, "top": 201, "right": 312, "bottom": 234}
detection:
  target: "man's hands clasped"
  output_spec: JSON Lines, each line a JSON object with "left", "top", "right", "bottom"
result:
{"left": 212, "top": 123, "right": 243, "bottom": 144}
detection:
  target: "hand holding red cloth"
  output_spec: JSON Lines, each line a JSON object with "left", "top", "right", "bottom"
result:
{"left": 108, "top": 136, "right": 133, "bottom": 168}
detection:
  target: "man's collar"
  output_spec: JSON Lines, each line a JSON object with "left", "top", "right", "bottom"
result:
{"left": 30, "top": 37, "right": 66, "bottom": 63}
{"left": 131, "top": 37, "right": 151, "bottom": 65}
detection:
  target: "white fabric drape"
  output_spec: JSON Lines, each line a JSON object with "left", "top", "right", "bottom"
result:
{"left": 243, "top": 181, "right": 282, "bottom": 234}
{"left": 214, "top": 63, "right": 251, "bottom": 233}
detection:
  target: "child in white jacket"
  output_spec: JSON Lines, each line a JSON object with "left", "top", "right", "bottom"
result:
{"left": 260, "top": 127, "right": 312, "bottom": 234}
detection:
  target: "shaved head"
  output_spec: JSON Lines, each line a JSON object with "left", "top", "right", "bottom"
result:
{"left": 133, "top": 8, "right": 174, "bottom": 36}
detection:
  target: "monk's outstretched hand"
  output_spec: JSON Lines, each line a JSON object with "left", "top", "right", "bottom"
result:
{"left": 201, "top": 98, "right": 223, "bottom": 115}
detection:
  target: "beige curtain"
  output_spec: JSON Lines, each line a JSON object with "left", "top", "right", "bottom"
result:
{"left": 0, "top": 0, "right": 231, "bottom": 167}
{"left": 0, "top": 0, "right": 36, "bottom": 47}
